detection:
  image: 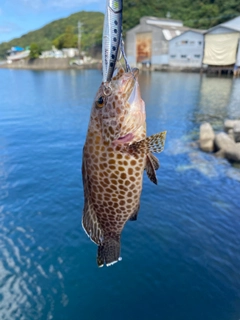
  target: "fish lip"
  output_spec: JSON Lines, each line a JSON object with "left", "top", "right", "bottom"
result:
{"left": 113, "top": 133, "right": 134, "bottom": 145}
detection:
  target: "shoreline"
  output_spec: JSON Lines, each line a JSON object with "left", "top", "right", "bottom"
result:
{"left": 0, "top": 57, "right": 102, "bottom": 71}
{"left": 0, "top": 58, "right": 236, "bottom": 77}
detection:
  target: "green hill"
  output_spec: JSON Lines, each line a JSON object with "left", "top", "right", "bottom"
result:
{"left": 0, "top": 11, "right": 104, "bottom": 59}
{"left": 1, "top": 0, "right": 239, "bottom": 59}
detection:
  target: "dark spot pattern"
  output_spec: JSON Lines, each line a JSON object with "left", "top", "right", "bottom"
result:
{"left": 81, "top": 67, "right": 165, "bottom": 266}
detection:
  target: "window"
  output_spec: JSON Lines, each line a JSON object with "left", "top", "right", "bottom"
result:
{"left": 194, "top": 54, "right": 201, "bottom": 58}
{"left": 190, "top": 41, "right": 195, "bottom": 45}
{"left": 198, "top": 41, "right": 202, "bottom": 45}
{"left": 181, "top": 40, "right": 188, "bottom": 44}
{"left": 170, "top": 55, "right": 176, "bottom": 58}
{"left": 181, "top": 55, "right": 187, "bottom": 58}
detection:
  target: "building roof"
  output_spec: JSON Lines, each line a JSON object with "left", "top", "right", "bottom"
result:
{"left": 11, "top": 46, "right": 24, "bottom": 52}
{"left": 206, "top": 16, "right": 240, "bottom": 33}
{"left": 141, "top": 16, "right": 183, "bottom": 27}
{"left": 127, "top": 16, "right": 205, "bottom": 41}
{"left": 221, "top": 16, "right": 240, "bottom": 32}
{"left": 169, "top": 29, "right": 206, "bottom": 41}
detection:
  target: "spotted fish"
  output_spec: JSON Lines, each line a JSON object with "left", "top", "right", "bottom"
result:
{"left": 82, "top": 67, "right": 166, "bottom": 267}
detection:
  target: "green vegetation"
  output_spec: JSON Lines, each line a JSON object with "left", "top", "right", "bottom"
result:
{"left": 29, "top": 43, "right": 42, "bottom": 59}
{"left": 0, "top": 1, "right": 239, "bottom": 59}
{"left": 0, "top": 11, "right": 103, "bottom": 59}
{"left": 122, "top": 0, "right": 240, "bottom": 32}
{"left": 52, "top": 26, "right": 77, "bottom": 49}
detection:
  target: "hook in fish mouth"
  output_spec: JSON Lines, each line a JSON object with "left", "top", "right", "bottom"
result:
{"left": 103, "top": 83, "right": 112, "bottom": 96}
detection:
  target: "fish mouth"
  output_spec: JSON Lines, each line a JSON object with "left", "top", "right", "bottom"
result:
{"left": 116, "top": 132, "right": 134, "bottom": 144}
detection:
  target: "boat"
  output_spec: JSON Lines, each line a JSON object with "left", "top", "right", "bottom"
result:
{"left": 7, "top": 47, "right": 30, "bottom": 62}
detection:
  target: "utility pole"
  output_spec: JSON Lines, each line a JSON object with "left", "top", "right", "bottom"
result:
{"left": 78, "top": 21, "right": 82, "bottom": 59}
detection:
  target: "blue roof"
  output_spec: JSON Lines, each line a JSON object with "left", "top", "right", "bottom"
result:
{"left": 11, "top": 46, "right": 24, "bottom": 52}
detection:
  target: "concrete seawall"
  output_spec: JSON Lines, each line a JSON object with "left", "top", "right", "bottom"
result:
{"left": 0, "top": 58, "right": 101, "bottom": 70}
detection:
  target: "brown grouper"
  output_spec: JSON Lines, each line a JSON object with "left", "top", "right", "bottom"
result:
{"left": 82, "top": 67, "right": 166, "bottom": 267}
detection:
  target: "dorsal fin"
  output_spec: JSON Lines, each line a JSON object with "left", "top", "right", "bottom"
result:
{"left": 82, "top": 151, "right": 103, "bottom": 245}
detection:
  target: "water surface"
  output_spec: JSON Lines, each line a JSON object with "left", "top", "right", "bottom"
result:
{"left": 0, "top": 69, "right": 240, "bottom": 320}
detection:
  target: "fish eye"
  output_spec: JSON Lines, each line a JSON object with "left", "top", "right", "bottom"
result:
{"left": 96, "top": 96, "right": 104, "bottom": 108}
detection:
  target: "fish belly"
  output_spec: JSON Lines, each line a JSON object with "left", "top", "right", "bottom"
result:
{"left": 83, "top": 130, "right": 145, "bottom": 235}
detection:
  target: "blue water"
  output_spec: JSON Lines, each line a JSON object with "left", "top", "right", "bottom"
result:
{"left": 0, "top": 69, "right": 240, "bottom": 320}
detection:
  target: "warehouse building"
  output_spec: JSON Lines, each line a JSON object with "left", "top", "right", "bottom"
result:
{"left": 203, "top": 16, "right": 240, "bottom": 67}
{"left": 126, "top": 16, "right": 204, "bottom": 69}
{"left": 169, "top": 30, "right": 204, "bottom": 68}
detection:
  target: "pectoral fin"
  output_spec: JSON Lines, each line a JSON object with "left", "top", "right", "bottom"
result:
{"left": 127, "top": 131, "right": 167, "bottom": 156}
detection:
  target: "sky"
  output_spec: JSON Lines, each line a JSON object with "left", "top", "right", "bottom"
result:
{"left": 0, "top": 0, "right": 106, "bottom": 43}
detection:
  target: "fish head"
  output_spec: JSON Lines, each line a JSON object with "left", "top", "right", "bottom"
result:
{"left": 91, "top": 67, "right": 146, "bottom": 144}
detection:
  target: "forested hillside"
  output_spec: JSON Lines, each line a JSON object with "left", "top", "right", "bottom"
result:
{"left": 122, "top": 0, "right": 240, "bottom": 31}
{"left": 0, "top": 0, "right": 239, "bottom": 59}
{"left": 0, "top": 11, "right": 103, "bottom": 59}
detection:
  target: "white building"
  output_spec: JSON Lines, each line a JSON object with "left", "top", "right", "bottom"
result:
{"left": 169, "top": 30, "right": 204, "bottom": 68}
{"left": 203, "top": 16, "right": 240, "bottom": 67}
{"left": 126, "top": 16, "right": 205, "bottom": 69}
{"left": 40, "top": 48, "right": 78, "bottom": 59}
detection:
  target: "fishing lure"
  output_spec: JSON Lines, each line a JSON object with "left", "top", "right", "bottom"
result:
{"left": 102, "top": 0, "right": 123, "bottom": 86}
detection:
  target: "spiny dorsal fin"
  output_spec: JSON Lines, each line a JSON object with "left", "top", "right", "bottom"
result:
{"left": 127, "top": 131, "right": 167, "bottom": 156}
{"left": 145, "top": 153, "right": 158, "bottom": 185}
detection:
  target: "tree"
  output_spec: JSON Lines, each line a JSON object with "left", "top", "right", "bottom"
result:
{"left": 52, "top": 26, "right": 77, "bottom": 49}
{"left": 29, "top": 43, "right": 41, "bottom": 59}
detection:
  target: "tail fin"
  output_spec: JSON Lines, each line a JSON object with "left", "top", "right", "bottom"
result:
{"left": 97, "top": 235, "right": 121, "bottom": 267}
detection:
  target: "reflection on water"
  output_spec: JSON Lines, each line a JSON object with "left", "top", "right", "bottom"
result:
{"left": 228, "top": 79, "right": 240, "bottom": 119}
{"left": 197, "top": 76, "right": 240, "bottom": 129}
{"left": 0, "top": 69, "right": 240, "bottom": 320}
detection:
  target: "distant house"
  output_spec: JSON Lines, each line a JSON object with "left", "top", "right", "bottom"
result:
{"left": 169, "top": 30, "right": 205, "bottom": 68}
{"left": 203, "top": 16, "right": 240, "bottom": 67}
{"left": 62, "top": 48, "right": 78, "bottom": 58}
{"left": 126, "top": 16, "right": 205, "bottom": 69}
{"left": 40, "top": 48, "right": 78, "bottom": 59}
{"left": 7, "top": 46, "right": 24, "bottom": 55}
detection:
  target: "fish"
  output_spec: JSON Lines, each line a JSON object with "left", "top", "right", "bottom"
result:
{"left": 82, "top": 67, "right": 166, "bottom": 267}
{"left": 102, "top": 0, "right": 123, "bottom": 84}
